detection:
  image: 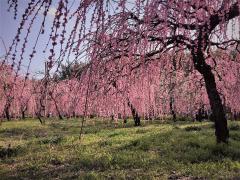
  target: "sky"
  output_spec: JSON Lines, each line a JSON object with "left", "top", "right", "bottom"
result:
{"left": 0, "top": 1, "right": 19, "bottom": 56}
{"left": 0, "top": 0, "right": 74, "bottom": 78}
{"left": 0, "top": 1, "right": 51, "bottom": 77}
{"left": 0, "top": 0, "right": 94, "bottom": 78}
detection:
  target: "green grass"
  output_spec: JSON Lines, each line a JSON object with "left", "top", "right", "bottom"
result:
{"left": 0, "top": 118, "right": 240, "bottom": 179}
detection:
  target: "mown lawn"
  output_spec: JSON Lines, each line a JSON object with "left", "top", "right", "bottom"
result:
{"left": 0, "top": 118, "right": 240, "bottom": 179}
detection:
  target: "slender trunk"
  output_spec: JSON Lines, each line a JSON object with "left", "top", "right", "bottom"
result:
{"left": 37, "top": 116, "right": 44, "bottom": 124}
{"left": 127, "top": 99, "right": 140, "bottom": 126}
{"left": 36, "top": 98, "right": 45, "bottom": 124}
{"left": 52, "top": 97, "right": 63, "bottom": 120}
{"left": 21, "top": 110, "right": 26, "bottom": 119}
{"left": 169, "top": 96, "right": 176, "bottom": 121}
{"left": 193, "top": 51, "right": 229, "bottom": 143}
{"left": 170, "top": 54, "right": 177, "bottom": 122}
{"left": 36, "top": 111, "right": 44, "bottom": 124}
{"left": 5, "top": 105, "right": 10, "bottom": 121}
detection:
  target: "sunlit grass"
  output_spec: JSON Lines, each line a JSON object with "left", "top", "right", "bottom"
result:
{"left": 0, "top": 118, "right": 239, "bottom": 179}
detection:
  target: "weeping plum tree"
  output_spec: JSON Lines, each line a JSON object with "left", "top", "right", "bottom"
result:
{"left": 95, "top": 1, "right": 240, "bottom": 143}
{"left": 4, "top": 0, "right": 240, "bottom": 143}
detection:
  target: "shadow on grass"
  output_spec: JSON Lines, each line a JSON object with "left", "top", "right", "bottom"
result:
{"left": 1, "top": 120, "right": 240, "bottom": 179}
{"left": 0, "top": 128, "right": 49, "bottom": 139}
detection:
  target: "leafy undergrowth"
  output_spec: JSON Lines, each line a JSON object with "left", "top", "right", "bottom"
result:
{"left": 0, "top": 118, "right": 240, "bottom": 179}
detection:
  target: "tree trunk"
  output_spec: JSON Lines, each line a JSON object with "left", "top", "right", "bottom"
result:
{"left": 169, "top": 96, "right": 176, "bottom": 121}
{"left": 127, "top": 99, "right": 141, "bottom": 126}
{"left": 5, "top": 106, "right": 11, "bottom": 121}
{"left": 201, "top": 67, "right": 229, "bottom": 143}
{"left": 21, "top": 110, "right": 26, "bottom": 119}
{"left": 50, "top": 94, "right": 63, "bottom": 120}
{"left": 193, "top": 50, "right": 229, "bottom": 143}
{"left": 56, "top": 106, "right": 63, "bottom": 120}
{"left": 170, "top": 53, "right": 177, "bottom": 122}
{"left": 36, "top": 113, "right": 44, "bottom": 124}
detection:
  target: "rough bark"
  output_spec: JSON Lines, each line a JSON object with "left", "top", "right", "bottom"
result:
{"left": 202, "top": 66, "right": 229, "bottom": 143}
{"left": 193, "top": 51, "right": 229, "bottom": 143}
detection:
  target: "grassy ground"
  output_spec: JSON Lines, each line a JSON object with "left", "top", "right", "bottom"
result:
{"left": 0, "top": 118, "right": 240, "bottom": 179}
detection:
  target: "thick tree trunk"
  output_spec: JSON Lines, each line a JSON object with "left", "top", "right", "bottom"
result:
{"left": 201, "top": 67, "right": 229, "bottom": 143}
{"left": 193, "top": 50, "right": 229, "bottom": 143}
